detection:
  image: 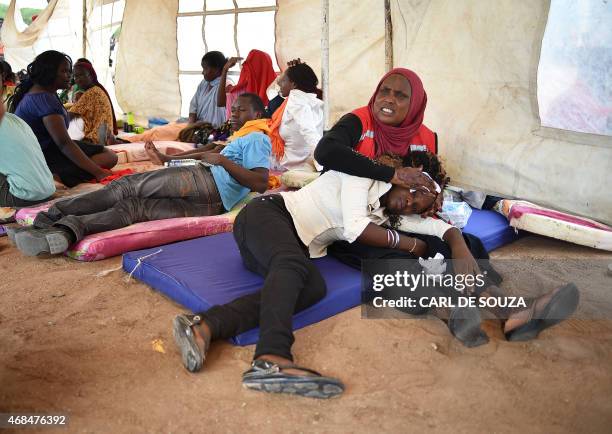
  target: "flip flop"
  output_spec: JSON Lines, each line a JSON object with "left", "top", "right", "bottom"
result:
{"left": 448, "top": 305, "right": 489, "bottom": 348}
{"left": 242, "top": 359, "right": 345, "bottom": 399}
{"left": 172, "top": 314, "right": 210, "bottom": 373}
{"left": 14, "top": 227, "right": 71, "bottom": 256}
{"left": 505, "top": 283, "right": 579, "bottom": 342}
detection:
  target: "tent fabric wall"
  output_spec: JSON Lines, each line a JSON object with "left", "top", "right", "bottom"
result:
{"left": 0, "top": 0, "right": 59, "bottom": 48}
{"left": 275, "top": 0, "right": 386, "bottom": 123}
{"left": 2, "top": 0, "right": 610, "bottom": 223}
{"left": 392, "top": 0, "right": 612, "bottom": 224}
{"left": 1, "top": 0, "right": 82, "bottom": 71}
{"left": 85, "top": 0, "right": 125, "bottom": 115}
{"left": 114, "top": 0, "right": 180, "bottom": 121}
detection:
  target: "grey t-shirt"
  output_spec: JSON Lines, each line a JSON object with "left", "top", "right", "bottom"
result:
{"left": 189, "top": 77, "right": 227, "bottom": 126}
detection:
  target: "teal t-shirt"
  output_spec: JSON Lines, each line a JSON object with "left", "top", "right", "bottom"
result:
{"left": 0, "top": 113, "right": 56, "bottom": 201}
{"left": 211, "top": 132, "right": 271, "bottom": 210}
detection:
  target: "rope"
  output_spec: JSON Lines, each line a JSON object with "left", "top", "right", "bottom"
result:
{"left": 124, "top": 248, "right": 164, "bottom": 282}
{"left": 95, "top": 263, "right": 123, "bottom": 278}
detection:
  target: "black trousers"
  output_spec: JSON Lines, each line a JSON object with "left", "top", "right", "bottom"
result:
{"left": 34, "top": 165, "right": 223, "bottom": 241}
{"left": 44, "top": 140, "right": 106, "bottom": 188}
{"left": 200, "top": 195, "right": 327, "bottom": 361}
{"left": 329, "top": 232, "right": 502, "bottom": 315}
{"left": 0, "top": 172, "right": 52, "bottom": 208}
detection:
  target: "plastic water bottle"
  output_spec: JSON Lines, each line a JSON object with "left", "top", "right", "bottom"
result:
{"left": 164, "top": 159, "right": 200, "bottom": 167}
{"left": 127, "top": 112, "right": 135, "bottom": 133}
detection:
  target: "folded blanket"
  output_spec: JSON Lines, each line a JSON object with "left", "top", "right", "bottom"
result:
{"left": 107, "top": 141, "right": 195, "bottom": 163}
{"left": 0, "top": 207, "right": 17, "bottom": 224}
{"left": 124, "top": 123, "right": 188, "bottom": 143}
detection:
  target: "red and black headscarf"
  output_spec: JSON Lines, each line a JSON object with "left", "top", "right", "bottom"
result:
{"left": 75, "top": 60, "right": 118, "bottom": 135}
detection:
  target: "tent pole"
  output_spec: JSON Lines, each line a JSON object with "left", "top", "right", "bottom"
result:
{"left": 321, "top": 0, "right": 330, "bottom": 128}
{"left": 384, "top": 0, "right": 393, "bottom": 71}
{"left": 82, "top": 0, "right": 87, "bottom": 58}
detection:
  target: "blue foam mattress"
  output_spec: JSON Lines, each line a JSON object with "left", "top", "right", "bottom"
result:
{"left": 463, "top": 208, "right": 518, "bottom": 251}
{"left": 123, "top": 233, "right": 362, "bottom": 346}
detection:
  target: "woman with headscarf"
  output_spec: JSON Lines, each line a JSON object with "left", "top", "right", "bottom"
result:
{"left": 314, "top": 67, "right": 437, "bottom": 185}
{"left": 68, "top": 59, "right": 118, "bottom": 145}
{"left": 216, "top": 49, "right": 277, "bottom": 120}
{"left": 315, "top": 68, "right": 579, "bottom": 349}
{"left": 9, "top": 50, "right": 117, "bottom": 187}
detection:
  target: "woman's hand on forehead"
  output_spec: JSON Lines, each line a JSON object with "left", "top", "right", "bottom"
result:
{"left": 391, "top": 166, "right": 437, "bottom": 192}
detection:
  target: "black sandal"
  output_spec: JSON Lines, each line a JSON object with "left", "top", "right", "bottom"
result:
{"left": 448, "top": 305, "right": 489, "bottom": 348}
{"left": 172, "top": 314, "right": 210, "bottom": 373}
{"left": 505, "top": 283, "right": 579, "bottom": 341}
{"left": 242, "top": 359, "right": 345, "bottom": 399}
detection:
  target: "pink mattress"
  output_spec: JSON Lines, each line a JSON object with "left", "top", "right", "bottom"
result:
{"left": 15, "top": 183, "right": 104, "bottom": 225}
{"left": 498, "top": 199, "right": 612, "bottom": 251}
{"left": 13, "top": 188, "right": 296, "bottom": 261}
{"left": 67, "top": 213, "right": 237, "bottom": 261}
{"left": 13, "top": 162, "right": 287, "bottom": 261}
{"left": 16, "top": 192, "right": 257, "bottom": 261}
{"left": 107, "top": 141, "right": 195, "bottom": 163}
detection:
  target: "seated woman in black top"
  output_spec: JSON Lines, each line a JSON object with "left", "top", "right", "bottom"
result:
{"left": 10, "top": 51, "right": 117, "bottom": 187}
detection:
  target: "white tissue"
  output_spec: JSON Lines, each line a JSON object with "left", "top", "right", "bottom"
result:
{"left": 418, "top": 252, "right": 447, "bottom": 275}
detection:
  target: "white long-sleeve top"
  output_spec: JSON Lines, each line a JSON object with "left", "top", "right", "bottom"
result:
{"left": 275, "top": 89, "right": 324, "bottom": 172}
{"left": 280, "top": 170, "right": 453, "bottom": 258}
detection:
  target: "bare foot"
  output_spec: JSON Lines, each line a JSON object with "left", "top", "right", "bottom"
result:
{"left": 165, "top": 147, "right": 183, "bottom": 156}
{"left": 192, "top": 322, "right": 211, "bottom": 353}
{"left": 504, "top": 284, "right": 579, "bottom": 333}
{"left": 144, "top": 141, "right": 169, "bottom": 165}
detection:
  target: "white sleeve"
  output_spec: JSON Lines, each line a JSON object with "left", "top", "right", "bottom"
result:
{"left": 284, "top": 95, "right": 323, "bottom": 155}
{"left": 340, "top": 174, "right": 376, "bottom": 243}
{"left": 397, "top": 215, "right": 453, "bottom": 239}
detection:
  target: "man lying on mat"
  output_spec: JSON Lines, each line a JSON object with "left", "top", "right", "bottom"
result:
{"left": 12, "top": 93, "right": 271, "bottom": 256}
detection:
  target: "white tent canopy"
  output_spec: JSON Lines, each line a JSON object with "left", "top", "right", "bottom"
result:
{"left": 1, "top": 0, "right": 611, "bottom": 224}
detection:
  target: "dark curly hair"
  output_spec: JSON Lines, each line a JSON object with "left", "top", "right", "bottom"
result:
{"left": 379, "top": 151, "right": 450, "bottom": 228}
{"left": 402, "top": 151, "right": 449, "bottom": 187}
{"left": 8, "top": 50, "right": 72, "bottom": 113}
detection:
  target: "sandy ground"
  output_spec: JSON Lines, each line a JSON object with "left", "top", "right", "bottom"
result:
{"left": 1, "top": 234, "right": 611, "bottom": 433}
